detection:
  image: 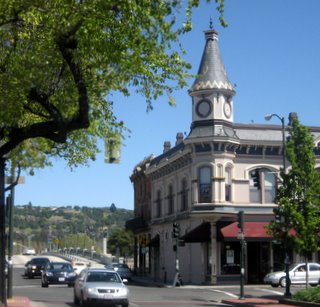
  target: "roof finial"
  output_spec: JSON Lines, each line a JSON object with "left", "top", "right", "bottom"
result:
{"left": 209, "top": 17, "right": 213, "bottom": 30}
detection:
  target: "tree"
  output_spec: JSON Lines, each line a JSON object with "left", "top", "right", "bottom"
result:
{"left": 110, "top": 203, "right": 117, "bottom": 213}
{"left": 0, "top": 0, "right": 225, "bottom": 167}
{"left": 268, "top": 118, "right": 320, "bottom": 287}
{"left": 108, "top": 228, "right": 134, "bottom": 259}
{"left": 0, "top": 1, "right": 226, "bottom": 303}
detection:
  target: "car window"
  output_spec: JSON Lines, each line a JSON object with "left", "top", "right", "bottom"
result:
{"left": 87, "top": 272, "right": 120, "bottom": 283}
{"left": 309, "top": 264, "right": 320, "bottom": 271}
{"left": 296, "top": 265, "right": 306, "bottom": 272}
{"left": 49, "top": 263, "right": 72, "bottom": 270}
{"left": 33, "top": 258, "right": 49, "bottom": 264}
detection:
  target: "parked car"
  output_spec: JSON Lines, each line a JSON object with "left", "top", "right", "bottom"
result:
{"left": 264, "top": 262, "right": 320, "bottom": 287}
{"left": 72, "top": 261, "right": 87, "bottom": 275}
{"left": 41, "top": 261, "right": 76, "bottom": 287}
{"left": 105, "top": 263, "right": 132, "bottom": 281}
{"left": 73, "top": 268, "right": 129, "bottom": 307}
{"left": 24, "top": 257, "right": 50, "bottom": 279}
{"left": 22, "top": 247, "right": 36, "bottom": 256}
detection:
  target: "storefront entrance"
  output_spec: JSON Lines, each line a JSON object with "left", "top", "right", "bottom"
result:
{"left": 219, "top": 221, "right": 273, "bottom": 284}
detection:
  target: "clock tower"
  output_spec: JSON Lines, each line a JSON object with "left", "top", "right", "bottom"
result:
{"left": 189, "top": 26, "right": 236, "bottom": 136}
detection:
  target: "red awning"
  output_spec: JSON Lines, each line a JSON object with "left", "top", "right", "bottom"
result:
{"left": 220, "top": 222, "right": 272, "bottom": 241}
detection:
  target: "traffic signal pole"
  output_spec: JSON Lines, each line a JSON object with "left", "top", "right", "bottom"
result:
{"left": 172, "top": 223, "right": 181, "bottom": 287}
{"left": 237, "top": 211, "right": 245, "bottom": 299}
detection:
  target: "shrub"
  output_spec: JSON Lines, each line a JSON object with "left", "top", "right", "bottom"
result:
{"left": 293, "top": 287, "right": 320, "bottom": 303}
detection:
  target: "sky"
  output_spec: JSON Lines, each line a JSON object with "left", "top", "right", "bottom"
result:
{"left": 15, "top": 0, "right": 320, "bottom": 210}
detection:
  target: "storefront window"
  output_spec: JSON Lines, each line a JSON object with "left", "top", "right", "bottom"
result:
{"left": 221, "top": 242, "right": 241, "bottom": 274}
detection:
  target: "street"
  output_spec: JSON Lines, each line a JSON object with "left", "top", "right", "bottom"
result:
{"left": 9, "top": 255, "right": 302, "bottom": 307}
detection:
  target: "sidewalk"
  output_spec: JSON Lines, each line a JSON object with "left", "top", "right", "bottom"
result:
{"left": 131, "top": 275, "right": 317, "bottom": 307}
{"left": 7, "top": 297, "right": 45, "bottom": 307}
{"left": 222, "top": 297, "right": 320, "bottom": 307}
{"left": 7, "top": 297, "right": 32, "bottom": 307}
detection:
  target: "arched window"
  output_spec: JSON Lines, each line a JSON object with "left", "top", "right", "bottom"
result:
{"left": 249, "top": 168, "right": 276, "bottom": 204}
{"left": 198, "top": 166, "right": 211, "bottom": 203}
{"left": 167, "top": 184, "right": 174, "bottom": 215}
{"left": 180, "top": 178, "right": 188, "bottom": 211}
{"left": 156, "top": 190, "right": 162, "bottom": 217}
{"left": 225, "top": 168, "right": 232, "bottom": 201}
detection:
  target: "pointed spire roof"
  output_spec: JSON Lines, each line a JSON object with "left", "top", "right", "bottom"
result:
{"left": 190, "top": 27, "right": 234, "bottom": 94}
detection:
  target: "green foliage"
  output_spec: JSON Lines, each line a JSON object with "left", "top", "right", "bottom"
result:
{"left": 268, "top": 119, "right": 320, "bottom": 256}
{"left": 0, "top": 0, "right": 225, "bottom": 174}
{"left": 13, "top": 205, "right": 133, "bottom": 254}
{"left": 107, "top": 228, "right": 134, "bottom": 257}
{"left": 110, "top": 203, "right": 117, "bottom": 213}
{"left": 293, "top": 287, "right": 320, "bottom": 303}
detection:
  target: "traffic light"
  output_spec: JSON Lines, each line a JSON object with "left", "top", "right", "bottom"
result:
{"left": 172, "top": 222, "right": 180, "bottom": 238}
{"left": 237, "top": 211, "right": 244, "bottom": 233}
{"left": 251, "top": 169, "right": 261, "bottom": 189}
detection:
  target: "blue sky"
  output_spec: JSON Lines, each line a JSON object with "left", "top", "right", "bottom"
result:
{"left": 15, "top": 0, "right": 320, "bottom": 210}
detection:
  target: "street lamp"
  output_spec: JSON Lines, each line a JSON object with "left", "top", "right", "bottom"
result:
{"left": 265, "top": 113, "right": 291, "bottom": 297}
{"left": 264, "top": 114, "right": 286, "bottom": 171}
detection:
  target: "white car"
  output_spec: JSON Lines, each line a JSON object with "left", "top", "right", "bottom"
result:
{"left": 22, "top": 248, "right": 36, "bottom": 256}
{"left": 264, "top": 263, "right": 320, "bottom": 287}
{"left": 73, "top": 268, "right": 129, "bottom": 307}
{"left": 72, "top": 261, "right": 87, "bottom": 275}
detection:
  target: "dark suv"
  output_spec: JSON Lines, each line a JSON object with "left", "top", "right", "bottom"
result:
{"left": 25, "top": 257, "right": 50, "bottom": 279}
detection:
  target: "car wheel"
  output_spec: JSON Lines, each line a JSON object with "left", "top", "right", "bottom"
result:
{"left": 271, "top": 284, "right": 279, "bottom": 288}
{"left": 279, "top": 277, "right": 286, "bottom": 288}
{"left": 122, "top": 303, "right": 129, "bottom": 307}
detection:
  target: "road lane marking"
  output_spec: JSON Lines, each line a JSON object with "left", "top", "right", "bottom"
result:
{"left": 253, "top": 287, "right": 283, "bottom": 295}
{"left": 210, "top": 289, "right": 238, "bottom": 298}
{"left": 13, "top": 285, "right": 39, "bottom": 288}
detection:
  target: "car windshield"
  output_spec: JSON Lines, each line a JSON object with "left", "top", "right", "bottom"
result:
{"left": 32, "top": 259, "right": 49, "bottom": 264}
{"left": 48, "top": 263, "right": 72, "bottom": 270}
{"left": 86, "top": 272, "right": 120, "bottom": 283}
{"left": 117, "top": 264, "right": 129, "bottom": 269}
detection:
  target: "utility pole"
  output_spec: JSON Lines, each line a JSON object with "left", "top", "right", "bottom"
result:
{"left": 6, "top": 192, "right": 13, "bottom": 299}
{"left": 0, "top": 157, "right": 7, "bottom": 306}
{"left": 5, "top": 165, "right": 24, "bottom": 299}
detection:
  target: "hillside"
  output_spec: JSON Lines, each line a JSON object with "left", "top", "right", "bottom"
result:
{"left": 13, "top": 203, "right": 133, "bottom": 252}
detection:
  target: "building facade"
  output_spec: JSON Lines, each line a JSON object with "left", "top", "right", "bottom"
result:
{"left": 127, "top": 27, "right": 320, "bottom": 285}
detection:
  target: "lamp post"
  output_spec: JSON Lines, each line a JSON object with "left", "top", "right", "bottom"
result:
{"left": 265, "top": 114, "right": 286, "bottom": 171}
{"left": 265, "top": 113, "right": 291, "bottom": 297}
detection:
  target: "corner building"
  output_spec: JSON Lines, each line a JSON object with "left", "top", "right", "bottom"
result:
{"left": 127, "top": 27, "right": 320, "bottom": 284}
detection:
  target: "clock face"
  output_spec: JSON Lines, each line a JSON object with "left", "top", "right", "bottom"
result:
{"left": 196, "top": 99, "right": 212, "bottom": 118}
{"left": 224, "top": 101, "right": 232, "bottom": 119}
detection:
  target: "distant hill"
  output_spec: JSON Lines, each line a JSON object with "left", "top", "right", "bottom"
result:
{"left": 13, "top": 204, "right": 133, "bottom": 251}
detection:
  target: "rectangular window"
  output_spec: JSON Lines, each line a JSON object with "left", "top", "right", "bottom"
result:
{"left": 180, "top": 179, "right": 188, "bottom": 211}
{"left": 156, "top": 190, "right": 161, "bottom": 217}
{"left": 199, "top": 167, "right": 211, "bottom": 203}
{"left": 167, "top": 185, "right": 174, "bottom": 215}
